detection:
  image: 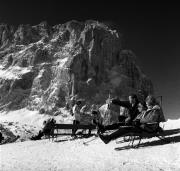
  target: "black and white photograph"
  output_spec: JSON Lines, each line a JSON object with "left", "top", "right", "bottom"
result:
{"left": 0, "top": 2, "right": 180, "bottom": 171}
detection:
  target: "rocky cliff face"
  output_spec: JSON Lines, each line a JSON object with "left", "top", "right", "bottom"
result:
{"left": 0, "top": 20, "right": 153, "bottom": 113}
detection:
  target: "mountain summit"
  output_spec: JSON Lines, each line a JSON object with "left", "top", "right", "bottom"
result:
{"left": 0, "top": 20, "right": 153, "bottom": 113}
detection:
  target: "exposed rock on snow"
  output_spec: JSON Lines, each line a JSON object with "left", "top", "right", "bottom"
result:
{"left": 0, "top": 21, "right": 153, "bottom": 114}
{"left": 0, "top": 122, "right": 37, "bottom": 143}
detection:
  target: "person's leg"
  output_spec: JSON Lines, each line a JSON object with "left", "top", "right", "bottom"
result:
{"left": 103, "top": 122, "right": 126, "bottom": 131}
{"left": 31, "top": 130, "right": 44, "bottom": 140}
{"left": 37, "top": 130, "right": 44, "bottom": 138}
{"left": 99, "top": 126, "right": 137, "bottom": 144}
{"left": 94, "top": 118, "right": 126, "bottom": 133}
{"left": 75, "top": 120, "right": 80, "bottom": 135}
{"left": 118, "top": 116, "right": 126, "bottom": 122}
{"left": 140, "top": 124, "right": 158, "bottom": 133}
{"left": 72, "top": 120, "right": 80, "bottom": 136}
{"left": 72, "top": 120, "right": 76, "bottom": 136}
{"left": 88, "top": 128, "right": 91, "bottom": 136}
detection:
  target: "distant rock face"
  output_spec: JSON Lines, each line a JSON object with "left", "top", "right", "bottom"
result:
{"left": 0, "top": 20, "right": 153, "bottom": 113}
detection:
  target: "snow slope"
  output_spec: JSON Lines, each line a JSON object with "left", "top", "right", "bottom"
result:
{"left": 0, "top": 109, "right": 180, "bottom": 171}
{"left": 1, "top": 133, "right": 180, "bottom": 171}
{"left": 0, "top": 108, "right": 72, "bottom": 129}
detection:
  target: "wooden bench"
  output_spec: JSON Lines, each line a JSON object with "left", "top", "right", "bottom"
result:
{"left": 51, "top": 124, "right": 96, "bottom": 141}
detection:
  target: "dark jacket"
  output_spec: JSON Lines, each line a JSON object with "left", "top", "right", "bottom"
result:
{"left": 43, "top": 119, "right": 56, "bottom": 134}
{"left": 112, "top": 99, "right": 139, "bottom": 123}
{"left": 0, "top": 132, "right": 4, "bottom": 143}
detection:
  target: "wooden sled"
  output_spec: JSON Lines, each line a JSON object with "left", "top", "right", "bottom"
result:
{"left": 117, "top": 122, "right": 171, "bottom": 148}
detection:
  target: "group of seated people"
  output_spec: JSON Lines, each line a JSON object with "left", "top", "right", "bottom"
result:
{"left": 31, "top": 94, "right": 165, "bottom": 143}
{"left": 71, "top": 100, "right": 101, "bottom": 137}
{"left": 94, "top": 94, "right": 166, "bottom": 144}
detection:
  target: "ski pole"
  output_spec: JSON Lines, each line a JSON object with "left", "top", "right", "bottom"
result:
{"left": 83, "top": 136, "right": 97, "bottom": 145}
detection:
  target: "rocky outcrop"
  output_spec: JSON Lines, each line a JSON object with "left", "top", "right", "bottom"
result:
{"left": 0, "top": 20, "right": 153, "bottom": 113}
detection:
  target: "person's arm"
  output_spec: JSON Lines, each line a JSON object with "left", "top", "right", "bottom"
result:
{"left": 80, "top": 105, "right": 87, "bottom": 114}
{"left": 140, "top": 109, "right": 160, "bottom": 124}
{"left": 72, "top": 105, "right": 78, "bottom": 116}
{"left": 134, "top": 112, "right": 143, "bottom": 121}
{"left": 111, "top": 99, "right": 130, "bottom": 108}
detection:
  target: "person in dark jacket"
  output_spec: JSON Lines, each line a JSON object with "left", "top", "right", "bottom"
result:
{"left": 0, "top": 132, "right": 4, "bottom": 143}
{"left": 95, "top": 94, "right": 139, "bottom": 133}
{"left": 99, "top": 95, "right": 165, "bottom": 144}
{"left": 111, "top": 94, "right": 139, "bottom": 124}
{"left": 31, "top": 118, "right": 56, "bottom": 140}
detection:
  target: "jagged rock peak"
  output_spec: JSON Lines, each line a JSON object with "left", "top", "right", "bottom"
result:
{"left": 0, "top": 20, "right": 153, "bottom": 113}
{"left": 0, "top": 20, "right": 119, "bottom": 48}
